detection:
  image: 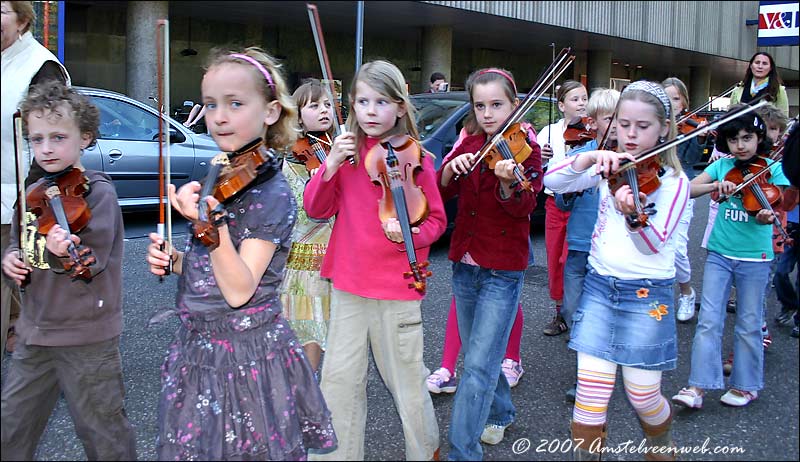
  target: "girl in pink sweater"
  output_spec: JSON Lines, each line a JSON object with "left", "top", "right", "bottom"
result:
{"left": 304, "top": 60, "right": 446, "bottom": 461}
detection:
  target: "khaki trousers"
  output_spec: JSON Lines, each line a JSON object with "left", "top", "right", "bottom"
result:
{"left": 1, "top": 224, "right": 22, "bottom": 354}
{"left": 310, "top": 288, "right": 439, "bottom": 461}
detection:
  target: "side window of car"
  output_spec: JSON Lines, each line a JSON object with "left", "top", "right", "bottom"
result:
{"left": 91, "top": 96, "right": 159, "bottom": 141}
{"left": 525, "top": 99, "right": 560, "bottom": 133}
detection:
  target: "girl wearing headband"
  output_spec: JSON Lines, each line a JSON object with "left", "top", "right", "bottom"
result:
{"left": 146, "top": 47, "right": 336, "bottom": 460}
{"left": 438, "top": 67, "right": 543, "bottom": 459}
{"left": 545, "top": 80, "right": 689, "bottom": 460}
{"left": 673, "top": 105, "right": 789, "bottom": 410}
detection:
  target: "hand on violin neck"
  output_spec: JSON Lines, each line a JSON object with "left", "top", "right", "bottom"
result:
{"left": 324, "top": 132, "right": 357, "bottom": 179}
{"left": 755, "top": 209, "right": 778, "bottom": 225}
{"left": 170, "top": 181, "right": 206, "bottom": 221}
{"left": 493, "top": 159, "right": 518, "bottom": 182}
{"left": 382, "top": 217, "right": 419, "bottom": 244}
{"left": 540, "top": 144, "right": 554, "bottom": 162}
{"left": 612, "top": 184, "right": 647, "bottom": 217}
{"left": 45, "top": 224, "right": 81, "bottom": 259}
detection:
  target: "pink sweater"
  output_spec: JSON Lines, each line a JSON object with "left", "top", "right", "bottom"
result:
{"left": 303, "top": 136, "right": 447, "bottom": 300}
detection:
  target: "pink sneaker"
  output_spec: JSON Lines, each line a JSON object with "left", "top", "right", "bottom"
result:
{"left": 501, "top": 359, "right": 524, "bottom": 388}
{"left": 426, "top": 368, "right": 457, "bottom": 394}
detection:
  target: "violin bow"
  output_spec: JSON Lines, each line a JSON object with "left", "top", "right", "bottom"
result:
{"left": 156, "top": 19, "right": 173, "bottom": 279}
{"left": 676, "top": 81, "right": 741, "bottom": 127}
{"left": 613, "top": 99, "right": 770, "bottom": 176}
{"left": 548, "top": 42, "right": 555, "bottom": 147}
{"left": 461, "top": 47, "right": 575, "bottom": 178}
{"left": 12, "top": 111, "right": 31, "bottom": 290}
{"left": 307, "top": 5, "right": 346, "bottom": 135}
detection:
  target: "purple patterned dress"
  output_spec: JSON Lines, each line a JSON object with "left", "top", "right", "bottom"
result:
{"left": 156, "top": 170, "right": 337, "bottom": 461}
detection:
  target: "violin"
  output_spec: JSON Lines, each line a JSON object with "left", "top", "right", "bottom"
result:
{"left": 564, "top": 117, "right": 597, "bottom": 147}
{"left": 677, "top": 113, "right": 707, "bottom": 135}
{"left": 722, "top": 156, "right": 792, "bottom": 246}
{"left": 477, "top": 123, "right": 537, "bottom": 192}
{"left": 607, "top": 156, "right": 663, "bottom": 228}
{"left": 26, "top": 168, "right": 96, "bottom": 280}
{"left": 363, "top": 135, "right": 432, "bottom": 293}
{"left": 292, "top": 132, "right": 331, "bottom": 174}
{"left": 193, "top": 138, "right": 277, "bottom": 249}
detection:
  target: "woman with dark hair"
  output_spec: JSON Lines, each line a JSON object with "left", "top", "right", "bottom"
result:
{"left": 730, "top": 52, "right": 789, "bottom": 116}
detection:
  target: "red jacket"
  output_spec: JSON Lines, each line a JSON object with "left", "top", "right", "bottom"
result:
{"left": 437, "top": 130, "right": 542, "bottom": 270}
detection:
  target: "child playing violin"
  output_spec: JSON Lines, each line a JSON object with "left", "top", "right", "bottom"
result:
{"left": 662, "top": 77, "right": 702, "bottom": 322}
{"left": 280, "top": 78, "right": 335, "bottom": 375}
{"left": 303, "top": 60, "right": 445, "bottom": 461}
{"left": 145, "top": 47, "right": 336, "bottom": 460}
{"left": 1, "top": 81, "right": 136, "bottom": 460}
{"left": 545, "top": 81, "right": 690, "bottom": 460}
{"left": 438, "top": 68, "right": 543, "bottom": 459}
{"left": 539, "top": 80, "right": 588, "bottom": 336}
{"left": 673, "top": 106, "right": 789, "bottom": 409}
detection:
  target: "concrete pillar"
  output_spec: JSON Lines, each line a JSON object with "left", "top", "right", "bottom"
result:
{"left": 689, "top": 66, "right": 711, "bottom": 110}
{"left": 587, "top": 50, "right": 612, "bottom": 92}
{"left": 126, "top": 1, "right": 168, "bottom": 109}
{"left": 421, "top": 26, "right": 452, "bottom": 93}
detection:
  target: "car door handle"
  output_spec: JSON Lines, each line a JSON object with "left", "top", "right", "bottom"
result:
{"left": 108, "top": 149, "right": 123, "bottom": 163}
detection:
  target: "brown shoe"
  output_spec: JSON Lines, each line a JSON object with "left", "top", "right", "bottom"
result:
{"left": 543, "top": 314, "right": 568, "bottom": 336}
{"left": 639, "top": 406, "right": 677, "bottom": 461}
{"left": 571, "top": 420, "right": 606, "bottom": 461}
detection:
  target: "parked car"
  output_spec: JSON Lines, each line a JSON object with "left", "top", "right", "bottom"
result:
{"left": 75, "top": 86, "right": 219, "bottom": 210}
{"left": 411, "top": 91, "right": 558, "bottom": 233}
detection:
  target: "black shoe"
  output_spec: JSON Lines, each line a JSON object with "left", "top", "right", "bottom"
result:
{"left": 566, "top": 384, "right": 577, "bottom": 403}
{"left": 543, "top": 314, "right": 568, "bottom": 336}
{"left": 726, "top": 299, "right": 736, "bottom": 313}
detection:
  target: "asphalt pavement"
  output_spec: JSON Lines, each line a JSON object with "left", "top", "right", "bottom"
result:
{"left": 2, "top": 195, "right": 798, "bottom": 461}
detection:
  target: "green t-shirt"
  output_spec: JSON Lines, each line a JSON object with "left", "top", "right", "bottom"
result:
{"left": 706, "top": 157, "right": 789, "bottom": 260}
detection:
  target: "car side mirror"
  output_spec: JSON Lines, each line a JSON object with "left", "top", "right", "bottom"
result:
{"left": 169, "top": 129, "right": 186, "bottom": 144}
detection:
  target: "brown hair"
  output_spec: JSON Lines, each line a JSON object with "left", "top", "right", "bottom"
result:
{"left": 557, "top": 80, "right": 584, "bottom": 103}
{"left": 205, "top": 47, "right": 298, "bottom": 151}
{"left": 756, "top": 102, "right": 789, "bottom": 134}
{"left": 9, "top": 1, "right": 34, "bottom": 34}
{"left": 20, "top": 80, "right": 100, "bottom": 148}
{"left": 292, "top": 78, "right": 335, "bottom": 138}
{"left": 463, "top": 68, "right": 518, "bottom": 135}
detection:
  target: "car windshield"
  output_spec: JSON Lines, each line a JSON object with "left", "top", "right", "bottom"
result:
{"left": 414, "top": 98, "right": 466, "bottom": 140}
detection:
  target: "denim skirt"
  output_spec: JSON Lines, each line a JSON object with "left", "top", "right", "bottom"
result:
{"left": 568, "top": 265, "right": 677, "bottom": 371}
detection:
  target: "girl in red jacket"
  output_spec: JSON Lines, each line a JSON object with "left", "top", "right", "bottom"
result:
{"left": 437, "top": 68, "right": 542, "bottom": 459}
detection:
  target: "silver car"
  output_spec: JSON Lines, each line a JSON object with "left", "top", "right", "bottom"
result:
{"left": 76, "top": 86, "right": 219, "bottom": 210}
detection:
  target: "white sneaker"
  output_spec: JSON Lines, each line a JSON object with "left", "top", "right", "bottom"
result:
{"left": 676, "top": 288, "right": 696, "bottom": 322}
{"left": 480, "top": 423, "right": 510, "bottom": 445}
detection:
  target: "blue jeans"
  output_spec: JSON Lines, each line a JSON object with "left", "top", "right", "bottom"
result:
{"left": 561, "top": 250, "right": 589, "bottom": 328}
{"left": 447, "top": 262, "right": 524, "bottom": 461}
{"left": 689, "top": 252, "right": 770, "bottom": 391}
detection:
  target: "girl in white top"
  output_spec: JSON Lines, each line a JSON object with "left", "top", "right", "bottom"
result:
{"left": 545, "top": 80, "right": 690, "bottom": 460}
{"left": 538, "top": 80, "right": 588, "bottom": 336}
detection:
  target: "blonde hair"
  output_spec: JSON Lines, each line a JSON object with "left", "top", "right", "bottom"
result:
{"left": 618, "top": 84, "right": 681, "bottom": 175}
{"left": 661, "top": 77, "right": 689, "bottom": 112}
{"left": 205, "top": 47, "right": 298, "bottom": 151}
{"left": 292, "top": 78, "right": 336, "bottom": 138}
{"left": 463, "top": 68, "right": 518, "bottom": 135}
{"left": 345, "top": 60, "right": 418, "bottom": 159}
{"left": 9, "top": 1, "right": 34, "bottom": 34}
{"left": 586, "top": 88, "right": 620, "bottom": 119}
{"left": 756, "top": 103, "right": 789, "bottom": 133}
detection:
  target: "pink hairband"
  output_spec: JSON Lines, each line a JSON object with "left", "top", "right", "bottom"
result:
{"left": 477, "top": 68, "right": 517, "bottom": 94}
{"left": 229, "top": 53, "right": 276, "bottom": 90}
